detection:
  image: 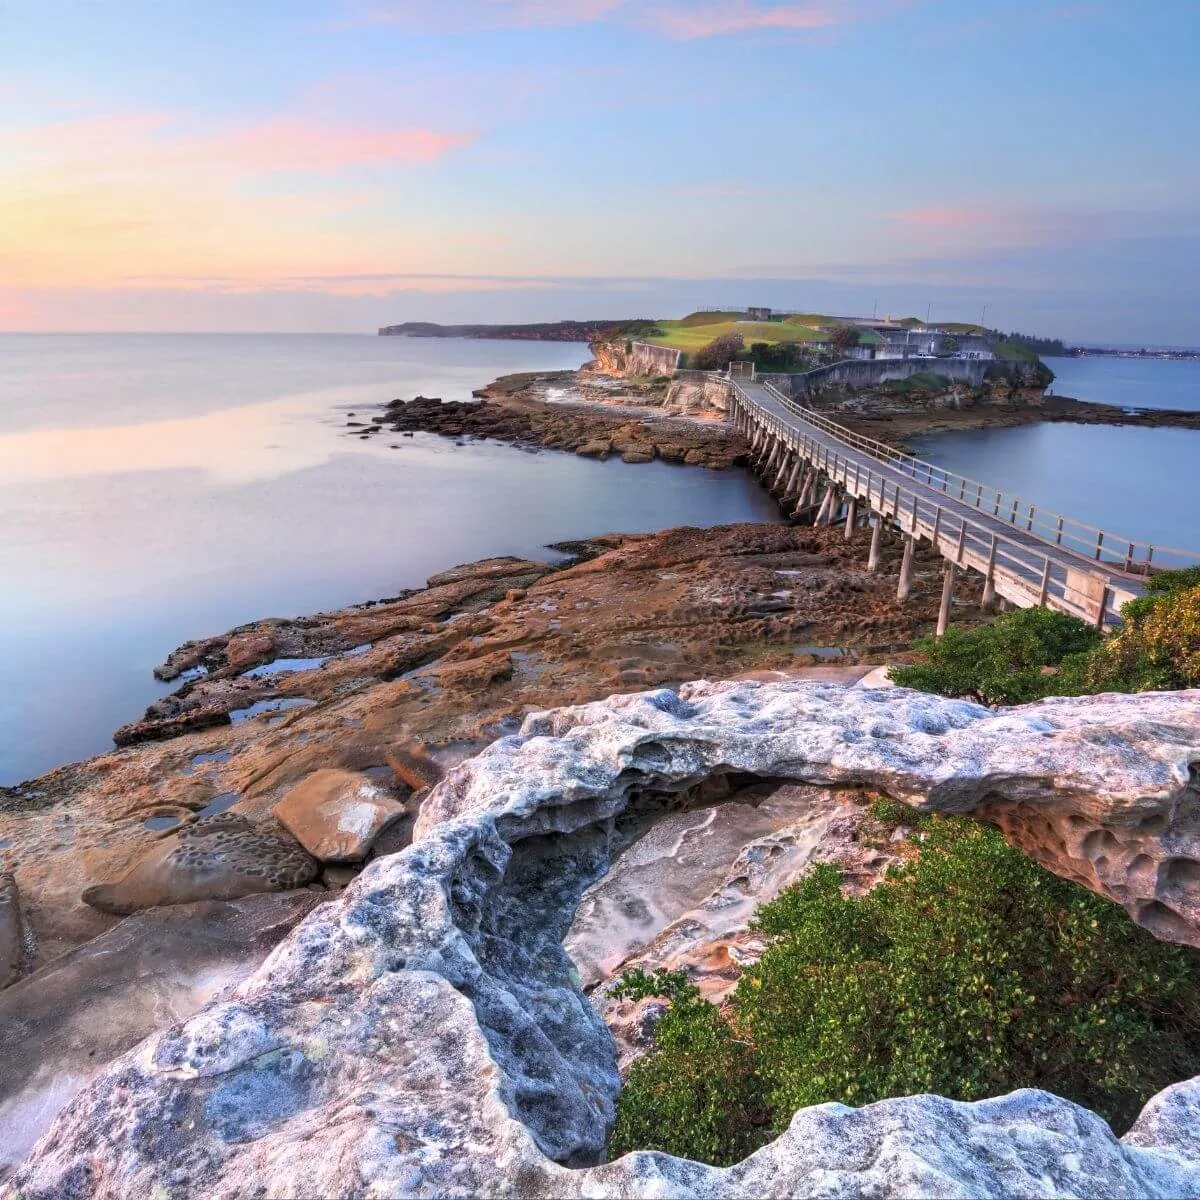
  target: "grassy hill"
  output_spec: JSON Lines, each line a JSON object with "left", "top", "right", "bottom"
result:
{"left": 643, "top": 311, "right": 933, "bottom": 354}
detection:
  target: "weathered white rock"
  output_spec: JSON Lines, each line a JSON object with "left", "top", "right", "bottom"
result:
{"left": 272, "top": 769, "right": 406, "bottom": 863}
{"left": 10, "top": 681, "right": 1200, "bottom": 1198}
{"left": 0, "top": 891, "right": 322, "bottom": 1178}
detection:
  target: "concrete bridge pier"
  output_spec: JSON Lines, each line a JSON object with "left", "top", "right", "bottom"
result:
{"left": 844, "top": 497, "right": 858, "bottom": 540}
{"left": 868, "top": 514, "right": 883, "bottom": 571}
{"left": 897, "top": 534, "right": 916, "bottom": 602}
{"left": 816, "top": 483, "right": 838, "bottom": 526}
{"left": 937, "top": 563, "right": 958, "bottom": 638}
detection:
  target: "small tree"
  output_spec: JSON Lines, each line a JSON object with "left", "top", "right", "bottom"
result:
{"left": 692, "top": 331, "right": 745, "bottom": 371}
{"left": 829, "top": 324, "right": 861, "bottom": 357}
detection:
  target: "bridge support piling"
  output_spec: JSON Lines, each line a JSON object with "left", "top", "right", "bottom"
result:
{"left": 868, "top": 514, "right": 883, "bottom": 571}
{"left": 793, "top": 470, "right": 817, "bottom": 519}
{"left": 817, "top": 483, "right": 837, "bottom": 526}
{"left": 783, "top": 457, "right": 803, "bottom": 497}
{"left": 844, "top": 497, "right": 858, "bottom": 540}
{"left": 897, "top": 535, "right": 915, "bottom": 602}
{"left": 937, "top": 562, "right": 958, "bottom": 638}
{"left": 981, "top": 536, "right": 998, "bottom": 609}
{"left": 773, "top": 451, "right": 792, "bottom": 493}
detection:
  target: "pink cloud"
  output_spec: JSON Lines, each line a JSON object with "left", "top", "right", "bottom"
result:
{"left": 643, "top": 2, "right": 842, "bottom": 39}
{"left": 210, "top": 121, "right": 471, "bottom": 171}
{"left": 342, "top": 0, "right": 915, "bottom": 35}
{"left": 890, "top": 205, "right": 996, "bottom": 229}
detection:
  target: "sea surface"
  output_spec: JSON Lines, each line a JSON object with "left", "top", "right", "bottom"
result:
{"left": 1046, "top": 354, "right": 1200, "bottom": 411}
{"left": 0, "top": 334, "right": 779, "bottom": 785}
{"left": 912, "top": 356, "right": 1200, "bottom": 568}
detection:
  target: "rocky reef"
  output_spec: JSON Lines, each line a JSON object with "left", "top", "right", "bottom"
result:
{"left": 10, "top": 680, "right": 1200, "bottom": 1198}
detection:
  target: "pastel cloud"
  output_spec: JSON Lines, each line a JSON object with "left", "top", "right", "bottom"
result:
{"left": 890, "top": 205, "right": 997, "bottom": 229}
{"left": 641, "top": 3, "right": 846, "bottom": 39}
{"left": 349, "top": 0, "right": 910, "bottom": 36}
{"left": 0, "top": 111, "right": 472, "bottom": 291}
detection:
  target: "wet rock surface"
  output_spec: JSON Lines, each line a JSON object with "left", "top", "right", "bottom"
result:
{"left": 11, "top": 680, "right": 1200, "bottom": 1198}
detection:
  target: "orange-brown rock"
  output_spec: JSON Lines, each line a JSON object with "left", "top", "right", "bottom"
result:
{"left": 272, "top": 769, "right": 405, "bottom": 863}
{"left": 0, "top": 522, "right": 972, "bottom": 972}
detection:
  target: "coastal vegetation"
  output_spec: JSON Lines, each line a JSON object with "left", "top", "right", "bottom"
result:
{"left": 891, "top": 567, "right": 1200, "bottom": 704}
{"left": 610, "top": 805, "right": 1200, "bottom": 1165}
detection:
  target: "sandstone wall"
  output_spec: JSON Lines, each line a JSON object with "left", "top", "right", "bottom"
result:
{"left": 590, "top": 340, "right": 682, "bottom": 378}
{"left": 766, "top": 357, "right": 990, "bottom": 399}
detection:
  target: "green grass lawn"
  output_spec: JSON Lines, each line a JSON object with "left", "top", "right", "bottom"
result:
{"left": 645, "top": 317, "right": 829, "bottom": 352}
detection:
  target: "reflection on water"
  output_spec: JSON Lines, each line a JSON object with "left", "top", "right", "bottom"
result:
{"left": 0, "top": 334, "right": 780, "bottom": 784}
{"left": 911, "top": 422, "right": 1200, "bottom": 560}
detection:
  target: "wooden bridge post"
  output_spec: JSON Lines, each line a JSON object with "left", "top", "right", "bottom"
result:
{"left": 844, "top": 496, "right": 858, "bottom": 540}
{"left": 868, "top": 513, "right": 883, "bottom": 572}
{"left": 897, "top": 535, "right": 916, "bottom": 602}
{"left": 783, "top": 456, "right": 803, "bottom": 497}
{"left": 936, "top": 563, "right": 958, "bottom": 638}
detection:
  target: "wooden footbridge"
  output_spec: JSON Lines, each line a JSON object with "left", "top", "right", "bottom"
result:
{"left": 728, "top": 377, "right": 1199, "bottom": 633}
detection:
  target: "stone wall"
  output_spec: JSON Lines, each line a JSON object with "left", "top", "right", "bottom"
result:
{"left": 765, "top": 357, "right": 991, "bottom": 399}
{"left": 589, "top": 340, "right": 682, "bottom": 378}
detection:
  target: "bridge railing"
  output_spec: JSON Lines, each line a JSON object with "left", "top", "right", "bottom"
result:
{"left": 756, "top": 381, "right": 1200, "bottom": 576}
{"left": 735, "top": 385, "right": 1126, "bottom": 625}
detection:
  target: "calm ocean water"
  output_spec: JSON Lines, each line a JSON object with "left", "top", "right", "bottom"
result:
{"left": 1046, "top": 354, "right": 1200, "bottom": 411}
{"left": 912, "top": 356, "right": 1200, "bottom": 567}
{"left": 0, "top": 334, "right": 779, "bottom": 785}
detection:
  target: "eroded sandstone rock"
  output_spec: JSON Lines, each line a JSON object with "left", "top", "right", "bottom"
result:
{"left": 0, "top": 890, "right": 322, "bottom": 1178}
{"left": 272, "top": 769, "right": 405, "bottom": 863}
{"left": 12, "top": 682, "right": 1200, "bottom": 1198}
{"left": 81, "top": 813, "right": 318, "bottom": 915}
{"left": 0, "top": 873, "right": 33, "bottom": 990}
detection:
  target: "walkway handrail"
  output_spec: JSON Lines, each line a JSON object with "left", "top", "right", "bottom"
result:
{"left": 734, "top": 384, "right": 1130, "bottom": 626}
{"left": 755, "top": 381, "right": 1199, "bottom": 575}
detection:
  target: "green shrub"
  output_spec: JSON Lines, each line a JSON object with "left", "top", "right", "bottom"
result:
{"left": 610, "top": 820, "right": 1200, "bottom": 1166}
{"left": 890, "top": 606, "right": 1101, "bottom": 705}
{"left": 1084, "top": 572, "right": 1200, "bottom": 692}
{"left": 890, "top": 570, "right": 1200, "bottom": 705}
{"left": 608, "top": 970, "right": 765, "bottom": 1164}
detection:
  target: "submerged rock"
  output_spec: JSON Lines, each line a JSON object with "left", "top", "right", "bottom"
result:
{"left": 12, "top": 681, "right": 1200, "bottom": 1197}
{"left": 81, "top": 813, "right": 318, "bottom": 915}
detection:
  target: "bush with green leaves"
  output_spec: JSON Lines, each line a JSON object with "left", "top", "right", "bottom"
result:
{"left": 889, "top": 605, "right": 1100, "bottom": 704}
{"left": 608, "top": 968, "right": 763, "bottom": 1164}
{"left": 691, "top": 332, "right": 745, "bottom": 371}
{"left": 890, "top": 568, "right": 1200, "bottom": 705}
{"left": 610, "top": 817, "right": 1200, "bottom": 1166}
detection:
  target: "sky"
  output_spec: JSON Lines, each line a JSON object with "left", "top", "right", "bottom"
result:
{"left": 2, "top": 0, "right": 1198, "bottom": 342}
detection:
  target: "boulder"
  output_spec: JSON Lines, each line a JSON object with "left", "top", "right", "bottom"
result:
{"left": 272, "top": 769, "right": 405, "bottom": 863}
{"left": 0, "top": 873, "right": 33, "bottom": 990}
{"left": 0, "top": 891, "right": 322, "bottom": 1177}
{"left": 225, "top": 631, "right": 278, "bottom": 673}
{"left": 81, "top": 813, "right": 318, "bottom": 915}
{"left": 575, "top": 440, "right": 612, "bottom": 459}
{"left": 13, "top": 682, "right": 1200, "bottom": 1198}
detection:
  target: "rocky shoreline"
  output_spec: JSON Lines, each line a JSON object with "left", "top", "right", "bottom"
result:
{"left": 4, "top": 355, "right": 1200, "bottom": 1191}
{"left": 344, "top": 361, "right": 1200, "bottom": 470}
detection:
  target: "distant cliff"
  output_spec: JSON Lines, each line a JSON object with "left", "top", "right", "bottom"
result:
{"left": 378, "top": 320, "right": 646, "bottom": 342}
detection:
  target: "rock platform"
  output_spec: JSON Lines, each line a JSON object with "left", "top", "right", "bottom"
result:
{"left": 10, "top": 680, "right": 1200, "bottom": 1198}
